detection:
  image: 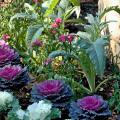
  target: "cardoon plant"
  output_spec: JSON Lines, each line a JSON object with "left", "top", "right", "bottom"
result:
{"left": 0, "top": 65, "right": 30, "bottom": 90}
{"left": 0, "top": 46, "right": 19, "bottom": 67}
{"left": 69, "top": 95, "right": 111, "bottom": 120}
{"left": 30, "top": 80, "right": 73, "bottom": 108}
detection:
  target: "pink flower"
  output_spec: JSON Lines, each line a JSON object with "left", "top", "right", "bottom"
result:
{"left": 59, "top": 35, "right": 66, "bottom": 42}
{"left": 0, "top": 40, "right": 8, "bottom": 46}
{"left": 44, "top": 58, "right": 52, "bottom": 66}
{"left": 67, "top": 34, "right": 74, "bottom": 43}
{"left": 32, "top": 39, "right": 43, "bottom": 47}
{"left": 55, "top": 18, "right": 62, "bottom": 24}
{"left": 77, "top": 95, "right": 103, "bottom": 111}
{"left": 2, "top": 34, "right": 10, "bottom": 41}
{"left": 51, "top": 22, "right": 59, "bottom": 28}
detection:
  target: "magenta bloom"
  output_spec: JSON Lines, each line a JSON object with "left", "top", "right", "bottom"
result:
{"left": 2, "top": 34, "right": 10, "bottom": 41}
{"left": 0, "top": 46, "right": 19, "bottom": 67}
{"left": 32, "top": 39, "right": 43, "bottom": 47}
{"left": 77, "top": 95, "right": 102, "bottom": 111}
{"left": 51, "top": 22, "right": 59, "bottom": 28}
{"left": 67, "top": 35, "right": 74, "bottom": 43}
{"left": 59, "top": 35, "right": 66, "bottom": 42}
{"left": 37, "top": 80, "right": 63, "bottom": 95}
{"left": 31, "top": 80, "right": 73, "bottom": 108}
{"left": 43, "top": 58, "right": 52, "bottom": 66}
{"left": 55, "top": 18, "right": 62, "bottom": 24}
{"left": 0, "top": 65, "right": 22, "bottom": 80}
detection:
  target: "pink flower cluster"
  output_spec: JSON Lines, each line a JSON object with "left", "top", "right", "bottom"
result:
{"left": 2, "top": 34, "right": 10, "bottom": 41}
{"left": 51, "top": 18, "right": 62, "bottom": 29}
{"left": 59, "top": 34, "right": 74, "bottom": 43}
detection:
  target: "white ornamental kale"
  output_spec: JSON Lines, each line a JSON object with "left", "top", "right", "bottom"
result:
{"left": 16, "top": 100, "right": 52, "bottom": 120}
{"left": 26, "top": 100, "right": 52, "bottom": 120}
{"left": 0, "top": 91, "right": 13, "bottom": 111}
{"left": 16, "top": 109, "right": 25, "bottom": 120}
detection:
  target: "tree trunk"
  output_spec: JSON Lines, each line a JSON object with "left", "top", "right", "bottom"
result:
{"left": 98, "top": 0, "right": 120, "bottom": 68}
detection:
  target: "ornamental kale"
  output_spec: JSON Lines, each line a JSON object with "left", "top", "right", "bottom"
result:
{"left": 69, "top": 95, "right": 111, "bottom": 120}
{"left": 8, "top": 100, "right": 61, "bottom": 120}
{"left": 0, "top": 45, "right": 19, "bottom": 67}
{"left": 0, "top": 91, "right": 13, "bottom": 112}
{"left": 30, "top": 80, "right": 73, "bottom": 108}
{"left": 0, "top": 65, "right": 30, "bottom": 90}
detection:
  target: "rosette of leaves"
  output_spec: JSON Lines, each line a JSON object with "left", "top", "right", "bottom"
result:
{"left": 0, "top": 65, "right": 30, "bottom": 90}
{"left": 30, "top": 80, "right": 73, "bottom": 108}
{"left": 0, "top": 45, "right": 20, "bottom": 68}
{"left": 8, "top": 100, "right": 61, "bottom": 120}
{"left": 69, "top": 95, "right": 111, "bottom": 120}
{"left": 0, "top": 91, "right": 14, "bottom": 112}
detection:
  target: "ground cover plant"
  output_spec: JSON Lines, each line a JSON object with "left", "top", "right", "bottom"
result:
{"left": 0, "top": 0, "right": 120, "bottom": 120}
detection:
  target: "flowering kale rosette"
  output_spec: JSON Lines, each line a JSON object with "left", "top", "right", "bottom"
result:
{"left": 69, "top": 95, "right": 111, "bottom": 120}
{"left": 0, "top": 45, "right": 19, "bottom": 67}
{"left": 0, "top": 65, "right": 30, "bottom": 90}
{"left": 30, "top": 80, "right": 73, "bottom": 108}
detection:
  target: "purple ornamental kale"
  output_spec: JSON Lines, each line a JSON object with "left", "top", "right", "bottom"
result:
{"left": 30, "top": 80, "right": 73, "bottom": 108}
{"left": 69, "top": 95, "right": 112, "bottom": 120}
{"left": 0, "top": 46, "right": 19, "bottom": 67}
{"left": 0, "top": 65, "right": 30, "bottom": 90}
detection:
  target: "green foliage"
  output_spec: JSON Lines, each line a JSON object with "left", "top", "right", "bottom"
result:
{"left": 77, "top": 14, "right": 109, "bottom": 77}
{"left": 44, "top": 0, "right": 81, "bottom": 20}
{"left": 44, "top": 0, "right": 60, "bottom": 16}
{"left": 100, "top": 6, "right": 120, "bottom": 19}
{"left": 48, "top": 49, "right": 96, "bottom": 93}
{"left": 9, "top": 13, "right": 37, "bottom": 29}
{"left": 109, "top": 77, "right": 120, "bottom": 114}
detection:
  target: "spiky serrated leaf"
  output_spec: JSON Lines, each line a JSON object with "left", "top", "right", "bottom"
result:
{"left": 9, "top": 13, "right": 37, "bottom": 28}
{"left": 25, "top": 25, "right": 44, "bottom": 43}
{"left": 76, "top": 37, "right": 108, "bottom": 77}
{"left": 100, "top": 6, "right": 120, "bottom": 19}
{"left": 48, "top": 50, "right": 78, "bottom": 60}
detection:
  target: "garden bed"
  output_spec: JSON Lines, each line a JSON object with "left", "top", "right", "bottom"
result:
{"left": 0, "top": 0, "right": 120, "bottom": 120}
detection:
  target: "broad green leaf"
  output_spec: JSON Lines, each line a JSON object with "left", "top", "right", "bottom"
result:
{"left": 78, "top": 51, "right": 96, "bottom": 93}
{"left": 70, "top": 0, "right": 80, "bottom": 6}
{"left": 44, "top": 0, "right": 60, "bottom": 16}
{"left": 76, "top": 37, "right": 108, "bottom": 77}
